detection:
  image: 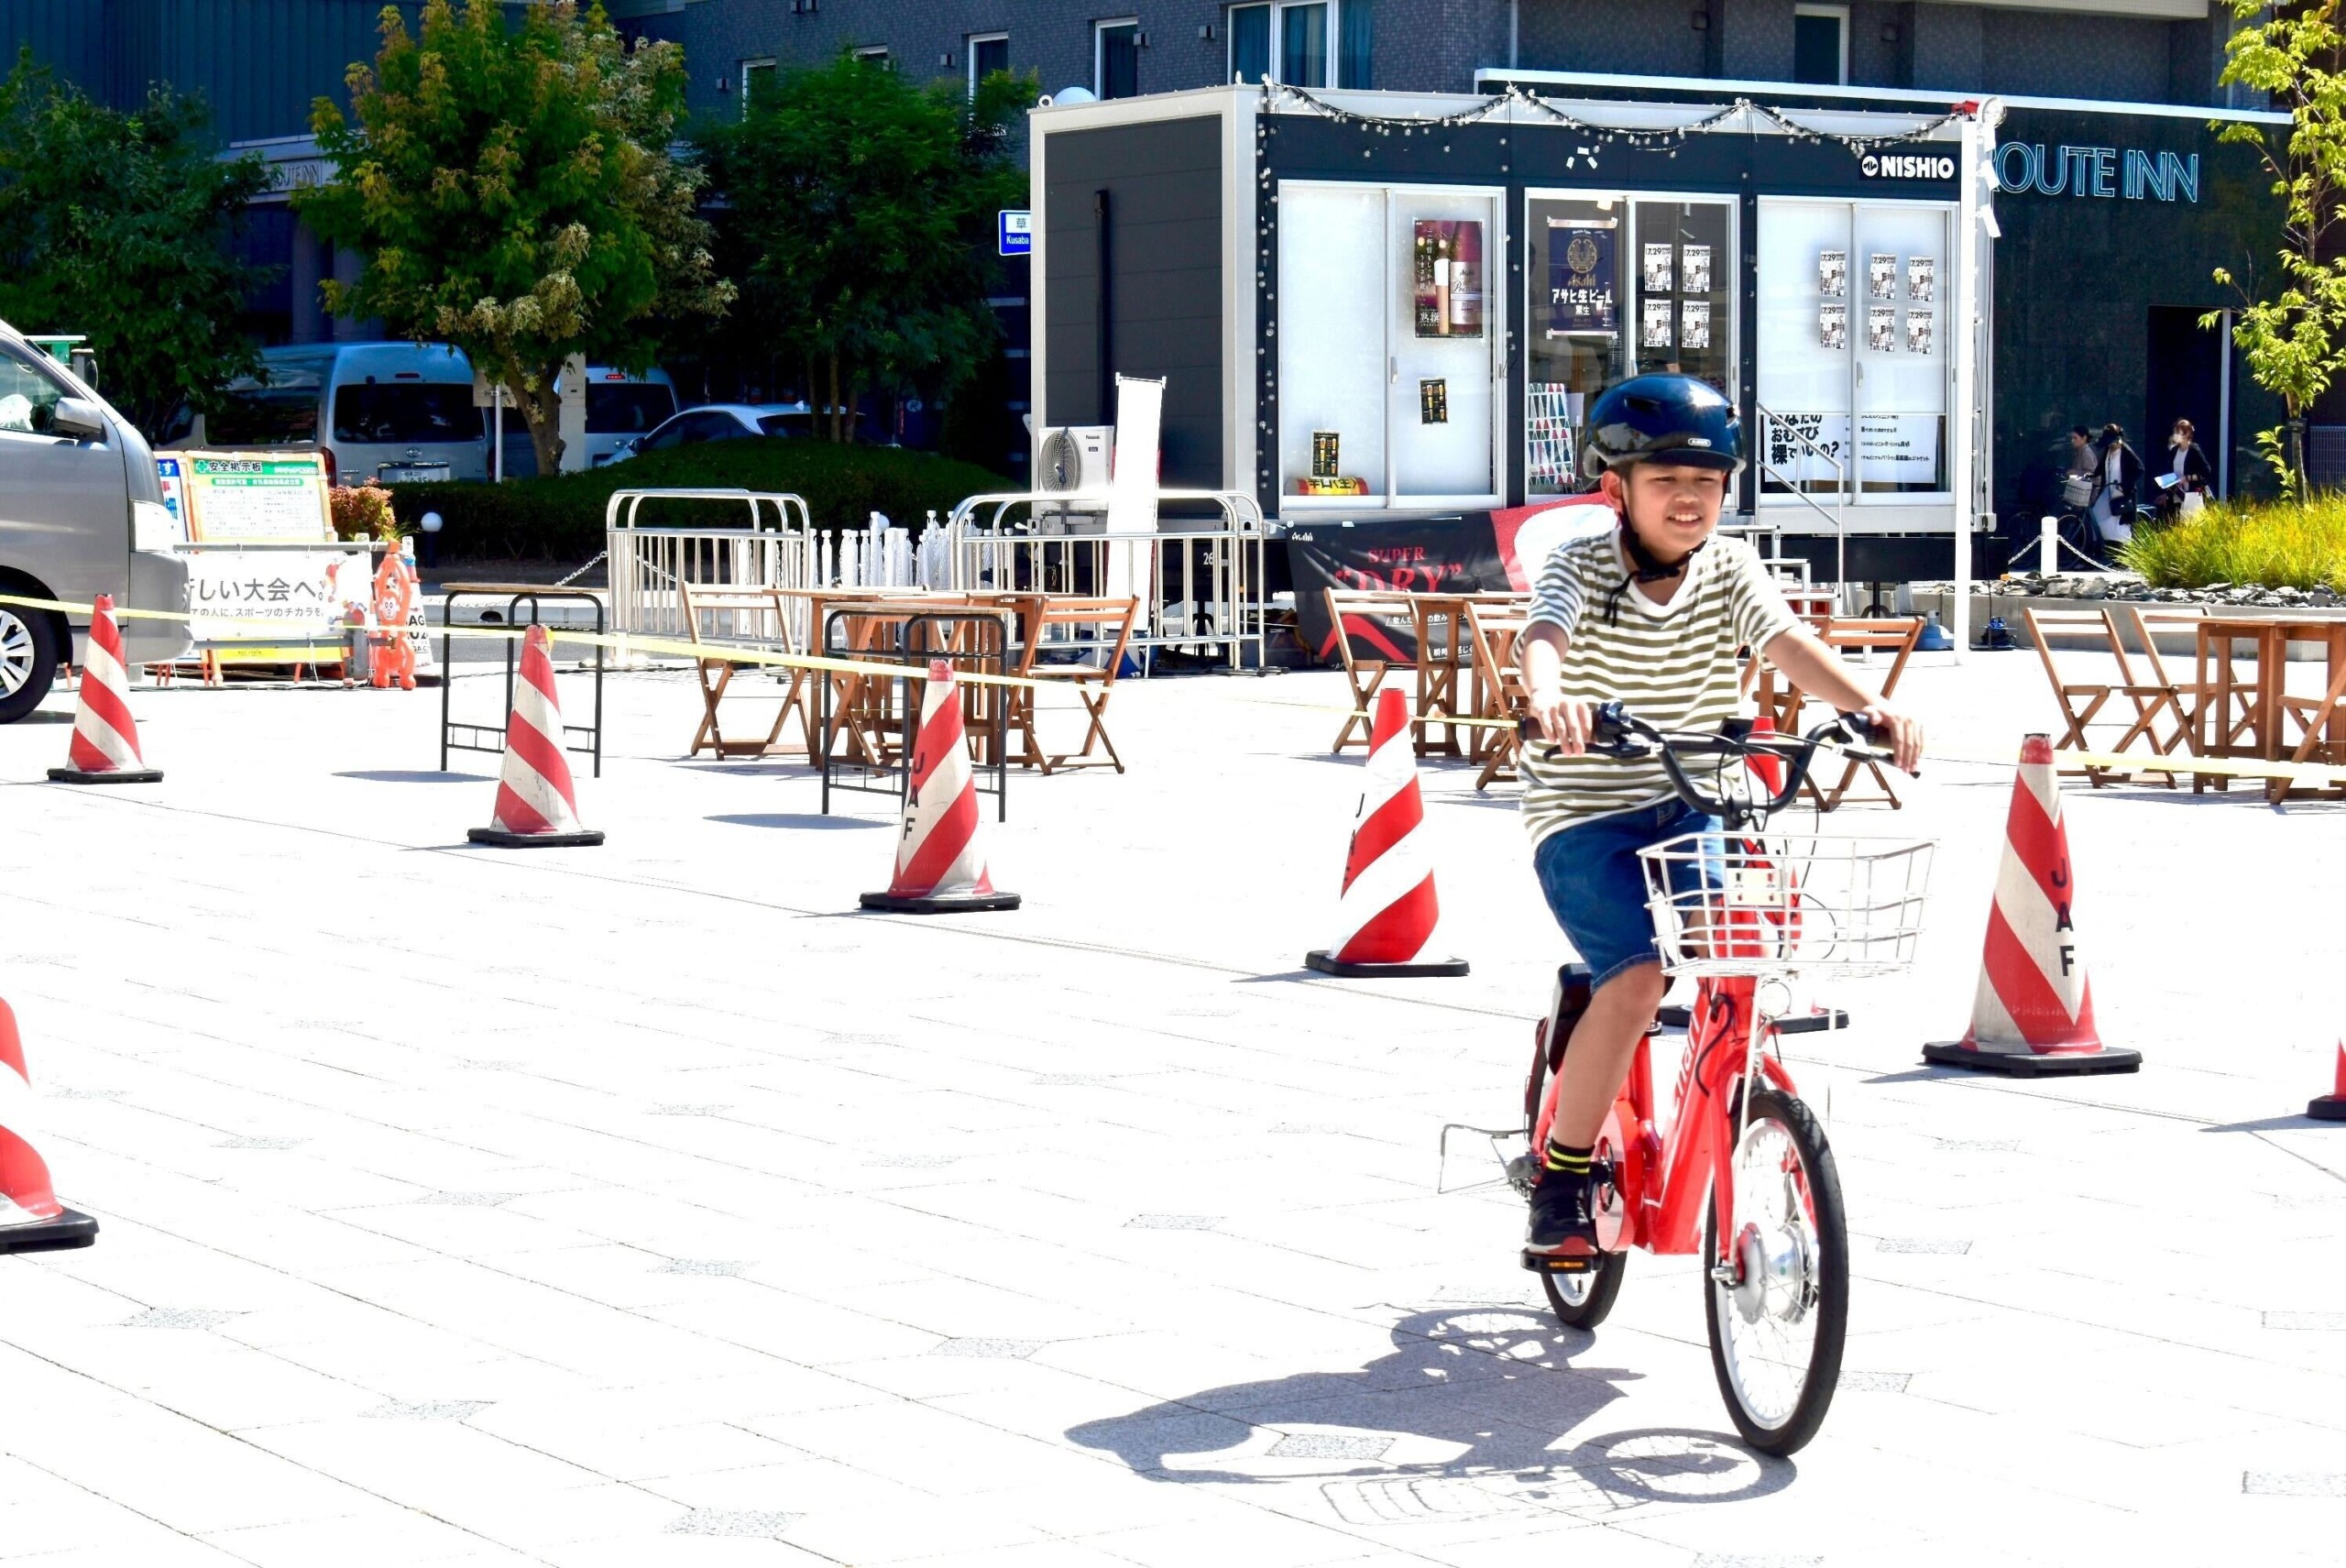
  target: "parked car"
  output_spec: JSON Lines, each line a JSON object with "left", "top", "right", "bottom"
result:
{"left": 0, "top": 318, "right": 191, "bottom": 723}
{"left": 174, "top": 342, "right": 488, "bottom": 484}
{"left": 608, "top": 401, "right": 813, "bottom": 463}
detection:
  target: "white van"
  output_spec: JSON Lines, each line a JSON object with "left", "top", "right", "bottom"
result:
{"left": 182, "top": 342, "right": 488, "bottom": 484}
{"left": 573, "top": 366, "right": 677, "bottom": 467}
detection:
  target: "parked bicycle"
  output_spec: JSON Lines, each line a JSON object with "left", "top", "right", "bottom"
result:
{"left": 1465, "top": 706, "right": 1932, "bottom": 1454}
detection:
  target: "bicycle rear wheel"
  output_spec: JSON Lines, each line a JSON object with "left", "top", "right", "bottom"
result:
{"left": 1702, "top": 1087, "right": 1847, "bottom": 1455}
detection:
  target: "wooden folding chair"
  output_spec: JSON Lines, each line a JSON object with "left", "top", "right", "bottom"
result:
{"left": 1464, "top": 599, "right": 1532, "bottom": 791}
{"left": 2277, "top": 625, "right": 2346, "bottom": 803}
{"left": 681, "top": 584, "right": 811, "bottom": 759}
{"left": 2105, "top": 605, "right": 2209, "bottom": 784}
{"left": 2020, "top": 606, "right": 2175, "bottom": 787}
{"left": 1321, "top": 589, "right": 1420, "bottom": 751}
{"left": 1012, "top": 596, "right": 1138, "bottom": 773}
{"left": 1783, "top": 617, "right": 1924, "bottom": 809}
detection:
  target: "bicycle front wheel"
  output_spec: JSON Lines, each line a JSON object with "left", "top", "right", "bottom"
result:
{"left": 1702, "top": 1087, "right": 1848, "bottom": 1456}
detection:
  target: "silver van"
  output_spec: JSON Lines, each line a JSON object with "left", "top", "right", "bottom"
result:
{"left": 182, "top": 341, "right": 488, "bottom": 485}
{"left": 0, "top": 320, "right": 191, "bottom": 722}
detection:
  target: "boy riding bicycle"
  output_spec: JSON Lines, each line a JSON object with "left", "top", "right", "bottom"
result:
{"left": 1516, "top": 374, "right": 1925, "bottom": 1255}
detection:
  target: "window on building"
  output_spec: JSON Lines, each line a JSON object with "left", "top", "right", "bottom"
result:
{"left": 1096, "top": 19, "right": 1140, "bottom": 99}
{"left": 740, "top": 59, "right": 775, "bottom": 113}
{"left": 1228, "top": 4, "right": 1364, "bottom": 91}
{"left": 1792, "top": 4, "right": 1847, "bottom": 86}
{"left": 969, "top": 33, "right": 1009, "bottom": 97}
{"left": 1229, "top": 5, "right": 1270, "bottom": 84}
{"left": 854, "top": 46, "right": 892, "bottom": 69}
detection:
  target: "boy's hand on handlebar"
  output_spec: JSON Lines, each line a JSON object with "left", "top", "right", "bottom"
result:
{"left": 1854, "top": 704, "right": 1925, "bottom": 774}
{"left": 1528, "top": 689, "right": 1593, "bottom": 755}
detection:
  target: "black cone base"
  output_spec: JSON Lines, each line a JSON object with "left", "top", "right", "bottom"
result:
{"left": 1923, "top": 1040, "right": 2142, "bottom": 1077}
{"left": 467, "top": 827, "right": 604, "bottom": 848}
{"left": 861, "top": 889, "right": 1022, "bottom": 914}
{"left": 0, "top": 1206, "right": 98, "bottom": 1255}
{"left": 1305, "top": 949, "right": 1470, "bottom": 979}
{"left": 2308, "top": 1093, "right": 2346, "bottom": 1122}
{"left": 47, "top": 767, "right": 161, "bottom": 784}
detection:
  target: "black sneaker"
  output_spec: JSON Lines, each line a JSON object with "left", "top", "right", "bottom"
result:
{"left": 1524, "top": 1167, "right": 1597, "bottom": 1255}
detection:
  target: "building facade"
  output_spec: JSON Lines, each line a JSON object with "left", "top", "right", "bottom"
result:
{"left": 648, "top": 0, "right": 2244, "bottom": 118}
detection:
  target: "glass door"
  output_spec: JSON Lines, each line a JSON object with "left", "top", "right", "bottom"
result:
{"left": 1388, "top": 188, "right": 1499, "bottom": 504}
{"left": 1275, "top": 181, "right": 1501, "bottom": 509}
{"left": 1756, "top": 199, "right": 1854, "bottom": 503}
{"left": 1851, "top": 204, "right": 1950, "bottom": 498}
{"left": 1526, "top": 192, "right": 1736, "bottom": 499}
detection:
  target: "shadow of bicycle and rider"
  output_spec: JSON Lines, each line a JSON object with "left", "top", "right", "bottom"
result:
{"left": 1065, "top": 1306, "right": 1792, "bottom": 1526}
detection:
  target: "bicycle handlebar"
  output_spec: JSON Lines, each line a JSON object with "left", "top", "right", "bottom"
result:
{"left": 1519, "top": 703, "right": 1907, "bottom": 828}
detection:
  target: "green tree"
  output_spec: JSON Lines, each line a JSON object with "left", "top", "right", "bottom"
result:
{"left": 297, "top": 0, "right": 729, "bottom": 475}
{"left": 2211, "top": 0, "right": 2346, "bottom": 498}
{"left": 0, "top": 50, "right": 270, "bottom": 441}
{"left": 696, "top": 55, "right": 1031, "bottom": 442}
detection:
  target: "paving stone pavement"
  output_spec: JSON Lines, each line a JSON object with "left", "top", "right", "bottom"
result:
{"left": 0, "top": 649, "right": 2341, "bottom": 1566}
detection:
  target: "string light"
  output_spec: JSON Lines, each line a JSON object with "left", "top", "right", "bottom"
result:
{"left": 1255, "top": 81, "right": 1969, "bottom": 158}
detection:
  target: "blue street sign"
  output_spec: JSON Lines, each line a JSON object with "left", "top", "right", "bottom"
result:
{"left": 998, "top": 210, "right": 1033, "bottom": 257}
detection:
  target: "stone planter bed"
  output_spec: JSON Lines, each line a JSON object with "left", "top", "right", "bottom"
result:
{"left": 1903, "top": 575, "right": 2346, "bottom": 660}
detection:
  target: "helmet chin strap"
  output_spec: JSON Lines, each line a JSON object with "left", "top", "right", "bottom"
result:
{"left": 1617, "top": 512, "right": 1705, "bottom": 582}
{"left": 1602, "top": 504, "right": 1708, "bottom": 625}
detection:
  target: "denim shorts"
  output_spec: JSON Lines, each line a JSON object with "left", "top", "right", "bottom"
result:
{"left": 1533, "top": 798, "right": 1722, "bottom": 992}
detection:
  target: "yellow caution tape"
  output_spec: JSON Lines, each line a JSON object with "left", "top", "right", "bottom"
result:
{"left": 2056, "top": 749, "right": 2346, "bottom": 784}
{"left": 1237, "top": 695, "right": 1518, "bottom": 731}
{"left": 0, "top": 592, "right": 1042, "bottom": 692}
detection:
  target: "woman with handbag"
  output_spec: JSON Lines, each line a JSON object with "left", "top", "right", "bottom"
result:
{"left": 2088, "top": 423, "right": 2144, "bottom": 554}
{"left": 2158, "top": 419, "right": 2214, "bottom": 517}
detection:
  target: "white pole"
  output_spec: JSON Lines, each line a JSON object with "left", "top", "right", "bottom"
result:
{"left": 1948, "top": 103, "right": 1995, "bottom": 663}
{"left": 492, "top": 385, "right": 504, "bottom": 485}
{"left": 2039, "top": 515, "right": 2058, "bottom": 575}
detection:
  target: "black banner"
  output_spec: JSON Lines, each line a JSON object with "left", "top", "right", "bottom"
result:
{"left": 1288, "top": 500, "right": 1617, "bottom": 665}
{"left": 1287, "top": 518, "right": 1507, "bottom": 664}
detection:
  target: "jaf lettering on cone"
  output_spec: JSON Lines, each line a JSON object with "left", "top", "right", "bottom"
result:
{"left": 861, "top": 660, "right": 1019, "bottom": 914}
{"left": 467, "top": 624, "right": 603, "bottom": 848}
{"left": 1924, "top": 732, "right": 2141, "bottom": 1075}
{"left": 0, "top": 996, "right": 99, "bottom": 1255}
{"left": 1307, "top": 686, "right": 1468, "bottom": 978}
{"left": 47, "top": 594, "right": 161, "bottom": 785}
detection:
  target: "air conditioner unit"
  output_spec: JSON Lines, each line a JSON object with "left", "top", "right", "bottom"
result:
{"left": 1036, "top": 424, "right": 1113, "bottom": 494}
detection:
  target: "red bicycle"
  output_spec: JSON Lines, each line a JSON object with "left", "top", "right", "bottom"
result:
{"left": 1490, "top": 706, "right": 1930, "bottom": 1454}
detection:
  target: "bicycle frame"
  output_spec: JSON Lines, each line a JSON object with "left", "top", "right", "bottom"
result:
{"left": 1534, "top": 973, "right": 1798, "bottom": 1265}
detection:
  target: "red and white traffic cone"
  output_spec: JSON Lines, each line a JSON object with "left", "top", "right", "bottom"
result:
{"left": 467, "top": 625, "right": 603, "bottom": 848}
{"left": 47, "top": 595, "right": 160, "bottom": 784}
{"left": 2308, "top": 1043, "right": 2346, "bottom": 1122}
{"left": 1924, "top": 733, "right": 2141, "bottom": 1075}
{"left": 0, "top": 996, "right": 99, "bottom": 1255}
{"left": 1307, "top": 686, "right": 1467, "bottom": 978}
{"left": 861, "top": 661, "right": 1019, "bottom": 914}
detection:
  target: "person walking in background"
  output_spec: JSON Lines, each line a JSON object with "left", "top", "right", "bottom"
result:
{"left": 2088, "top": 422, "right": 2143, "bottom": 557}
{"left": 2157, "top": 418, "right": 2213, "bottom": 518}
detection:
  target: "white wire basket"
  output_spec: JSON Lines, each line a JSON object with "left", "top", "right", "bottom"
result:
{"left": 1634, "top": 832, "right": 1935, "bottom": 980}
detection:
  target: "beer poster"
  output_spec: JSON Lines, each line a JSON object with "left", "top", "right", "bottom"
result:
{"left": 1546, "top": 219, "right": 1618, "bottom": 334}
{"left": 1412, "top": 220, "right": 1485, "bottom": 338}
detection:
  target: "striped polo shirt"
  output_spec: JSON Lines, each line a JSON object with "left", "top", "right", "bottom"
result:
{"left": 1520, "top": 527, "right": 1801, "bottom": 847}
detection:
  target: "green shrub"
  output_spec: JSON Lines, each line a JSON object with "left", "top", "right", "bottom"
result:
{"left": 2116, "top": 497, "right": 2346, "bottom": 592}
{"left": 381, "top": 440, "right": 1017, "bottom": 560}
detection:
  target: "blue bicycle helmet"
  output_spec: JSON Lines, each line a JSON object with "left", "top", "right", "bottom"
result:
{"left": 1580, "top": 374, "right": 1746, "bottom": 479}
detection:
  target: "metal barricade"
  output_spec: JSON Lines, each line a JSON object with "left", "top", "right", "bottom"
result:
{"left": 605, "top": 488, "right": 815, "bottom": 654}
{"left": 440, "top": 587, "right": 605, "bottom": 778}
{"left": 944, "top": 489, "right": 1267, "bottom": 674}
{"left": 817, "top": 606, "right": 1012, "bottom": 819}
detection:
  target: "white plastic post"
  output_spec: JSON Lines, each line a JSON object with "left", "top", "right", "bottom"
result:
{"left": 2039, "top": 515, "right": 2058, "bottom": 575}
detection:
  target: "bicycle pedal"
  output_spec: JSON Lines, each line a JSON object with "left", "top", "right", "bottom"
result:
{"left": 1519, "top": 1247, "right": 1595, "bottom": 1276}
